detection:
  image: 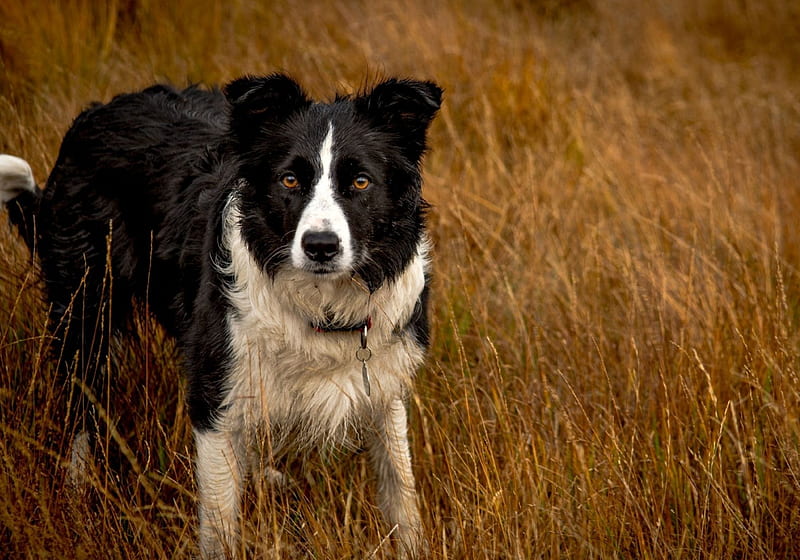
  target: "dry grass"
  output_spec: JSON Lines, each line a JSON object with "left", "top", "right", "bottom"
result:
{"left": 2, "top": 0, "right": 800, "bottom": 557}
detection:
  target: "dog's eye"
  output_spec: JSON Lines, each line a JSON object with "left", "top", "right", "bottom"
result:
{"left": 352, "top": 175, "right": 371, "bottom": 190}
{"left": 281, "top": 173, "right": 299, "bottom": 189}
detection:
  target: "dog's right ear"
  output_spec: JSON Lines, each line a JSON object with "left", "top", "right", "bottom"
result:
{"left": 225, "top": 74, "right": 311, "bottom": 135}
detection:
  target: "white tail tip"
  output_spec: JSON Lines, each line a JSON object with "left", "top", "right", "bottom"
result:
{"left": 0, "top": 154, "right": 36, "bottom": 205}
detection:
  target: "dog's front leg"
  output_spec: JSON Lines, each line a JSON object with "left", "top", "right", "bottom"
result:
{"left": 368, "top": 396, "right": 423, "bottom": 557}
{"left": 195, "top": 427, "right": 246, "bottom": 559}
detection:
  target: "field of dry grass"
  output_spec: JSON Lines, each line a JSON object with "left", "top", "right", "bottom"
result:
{"left": 2, "top": 0, "right": 800, "bottom": 557}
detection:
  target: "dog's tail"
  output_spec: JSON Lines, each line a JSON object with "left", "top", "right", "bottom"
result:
{"left": 0, "top": 154, "right": 41, "bottom": 252}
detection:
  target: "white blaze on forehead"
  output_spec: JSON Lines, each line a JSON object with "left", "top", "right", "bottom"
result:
{"left": 290, "top": 122, "right": 354, "bottom": 272}
{"left": 319, "top": 123, "right": 334, "bottom": 186}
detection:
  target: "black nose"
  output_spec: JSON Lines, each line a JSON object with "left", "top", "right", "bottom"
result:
{"left": 302, "top": 231, "right": 341, "bottom": 262}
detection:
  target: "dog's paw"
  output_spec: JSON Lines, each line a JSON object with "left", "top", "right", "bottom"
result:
{"left": 263, "top": 466, "right": 291, "bottom": 487}
{"left": 67, "top": 430, "right": 93, "bottom": 490}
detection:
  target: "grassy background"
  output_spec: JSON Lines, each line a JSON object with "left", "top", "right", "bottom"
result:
{"left": 2, "top": 0, "right": 800, "bottom": 557}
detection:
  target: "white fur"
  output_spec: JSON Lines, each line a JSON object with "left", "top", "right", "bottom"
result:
{"left": 290, "top": 123, "right": 354, "bottom": 274}
{"left": 368, "top": 398, "right": 424, "bottom": 555}
{"left": 68, "top": 429, "right": 91, "bottom": 488}
{"left": 195, "top": 428, "right": 245, "bottom": 558}
{"left": 195, "top": 193, "right": 428, "bottom": 557}
{"left": 0, "top": 154, "right": 36, "bottom": 204}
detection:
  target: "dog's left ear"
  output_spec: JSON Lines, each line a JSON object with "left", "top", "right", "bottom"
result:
{"left": 356, "top": 79, "right": 443, "bottom": 162}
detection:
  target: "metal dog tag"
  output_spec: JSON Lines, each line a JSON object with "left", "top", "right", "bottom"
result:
{"left": 357, "top": 323, "right": 372, "bottom": 397}
{"left": 361, "top": 360, "right": 371, "bottom": 397}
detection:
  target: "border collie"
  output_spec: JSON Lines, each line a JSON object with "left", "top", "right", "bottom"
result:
{"left": 0, "top": 73, "right": 441, "bottom": 558}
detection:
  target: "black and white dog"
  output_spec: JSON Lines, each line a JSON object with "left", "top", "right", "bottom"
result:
{"left": 0, "top": 74, "right": 441, "bottom": 557}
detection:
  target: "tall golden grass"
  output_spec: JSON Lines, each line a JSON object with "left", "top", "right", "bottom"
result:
{"left": 2, "top": 0, "right": 800, "bottom": 557}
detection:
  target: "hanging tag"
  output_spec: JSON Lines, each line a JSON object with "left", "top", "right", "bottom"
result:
{"left": 356, "top": 323, "right": 372, "bottom": 397}
{"left": 361, "top": 360, "right": 371, "bottom": 397}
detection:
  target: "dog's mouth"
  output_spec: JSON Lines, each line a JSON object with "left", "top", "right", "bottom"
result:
{"left": 298, "top": 259, "right": 352, "bottom": 277}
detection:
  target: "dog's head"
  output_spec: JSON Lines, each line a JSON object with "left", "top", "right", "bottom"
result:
{"left": 224, "top": 74, "right": 441, "bottom": 290}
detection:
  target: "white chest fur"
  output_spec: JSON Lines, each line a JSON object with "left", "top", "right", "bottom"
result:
{"left": 215, "top": 198, "right": 428, "bottom": 446}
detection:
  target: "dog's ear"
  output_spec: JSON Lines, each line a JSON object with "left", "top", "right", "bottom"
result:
{"left": 356, "top": 79, "right": 443, "bottom": 162}
{"left": 225, "top": 74, "right": 311, "bottom": 136}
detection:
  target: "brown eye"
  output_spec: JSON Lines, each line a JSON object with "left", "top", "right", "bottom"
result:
{"left": 281, "top": 173, "right": 299, "bottom": 189}
{"left": 353, "top": 175, "right": 371, "bottom": 190}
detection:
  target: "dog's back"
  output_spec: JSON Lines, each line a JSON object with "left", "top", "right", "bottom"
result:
{"left": 37, "top": 85, "right": 229, "bottom": 335}
{"left": 0, "top": 85, "right": 234, "bottom": 484}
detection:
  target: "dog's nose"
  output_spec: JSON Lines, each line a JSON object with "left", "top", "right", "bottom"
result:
{"left": 301, "top": 231, "right": 341, "bottom": 262}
